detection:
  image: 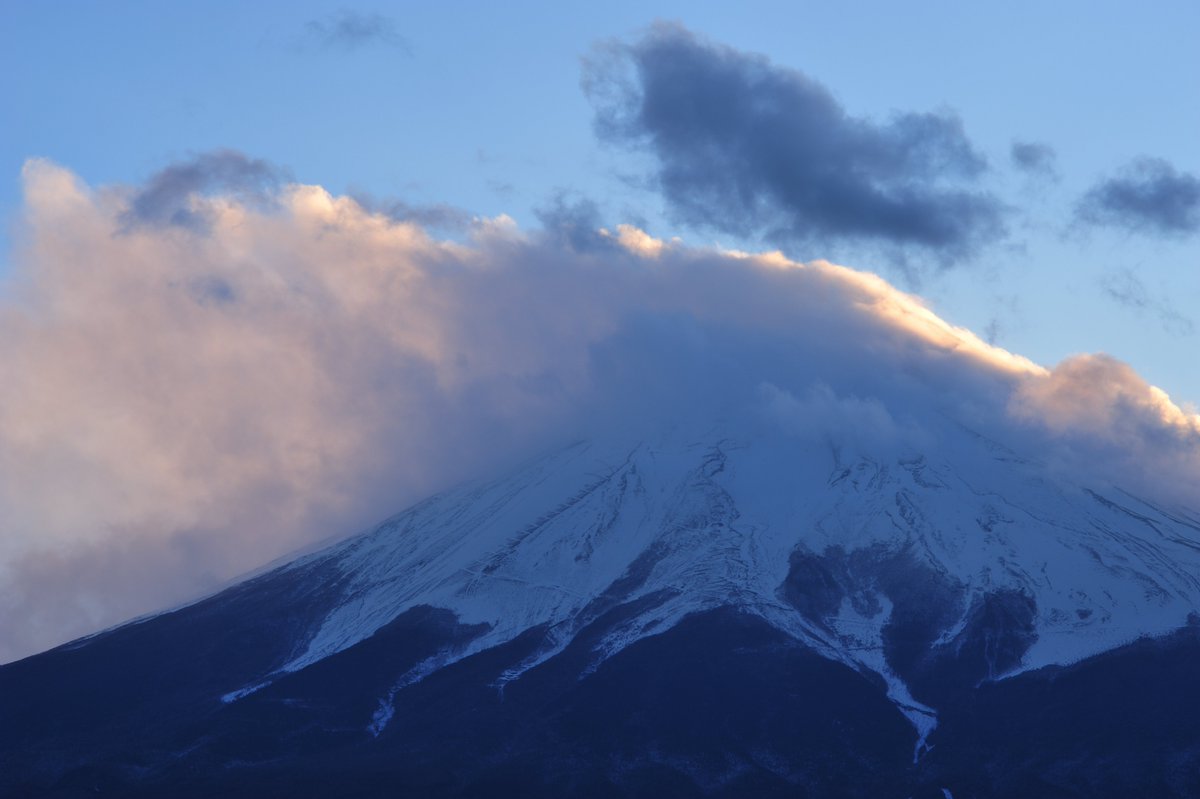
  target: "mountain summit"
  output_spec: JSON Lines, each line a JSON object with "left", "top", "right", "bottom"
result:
{"left": 4, "top": 412, "right": 1200, "bottom": 798}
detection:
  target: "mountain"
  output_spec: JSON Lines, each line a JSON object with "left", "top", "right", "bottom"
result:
{"left": 4, "top": 416, "right": 1200, "bottom": 798}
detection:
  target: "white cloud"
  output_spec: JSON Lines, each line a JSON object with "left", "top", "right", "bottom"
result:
{"left": 1009, "top": 353, "right": 1200, "bottom": 486}
{"left": 0, "top": 159, "right": 1197, "bottom": 663}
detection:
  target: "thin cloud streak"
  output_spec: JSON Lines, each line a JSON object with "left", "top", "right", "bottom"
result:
{"left": 301, "top": 10, "right": 412, "bottom": 54}
{"left": 1099, "top": 268, "right": 1194, "bottom": 336}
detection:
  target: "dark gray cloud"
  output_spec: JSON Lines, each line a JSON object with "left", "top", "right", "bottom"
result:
{"left": 1100, "top": 268, "right": 1194, "bottom": 336}
{"left": 122, "top": 150, "right": 286, "bottom": 233}
{"left": 583, "top": 22, "right": 1006, "bottom": 265}
{"left": 303, "top": 10, "right": 410, "bottom": 53}
{"left": 1010, "top": 141, "right": 1058, "bottom": 179}
{"left": 1077, "top": 158, "right": 1200, "bottom": 236}
{"left": 535, "top": 193, "right": 620, "bottom": 254}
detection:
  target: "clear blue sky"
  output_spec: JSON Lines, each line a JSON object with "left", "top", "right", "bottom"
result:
{"left": 3, "top": 0, "right": 1198, "bottom": 403}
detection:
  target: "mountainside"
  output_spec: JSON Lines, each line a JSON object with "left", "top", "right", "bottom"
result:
{"left": 4, "top": 418, "right": 1200, "bottom": 797}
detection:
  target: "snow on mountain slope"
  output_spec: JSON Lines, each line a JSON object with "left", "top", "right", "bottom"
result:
{"left": 211, "top": 409, "right": 1200, "bottom": 748}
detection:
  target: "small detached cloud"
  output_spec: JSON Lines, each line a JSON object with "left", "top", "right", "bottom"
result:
{"left": 1099, "top": 268, "right": 1193, "bottom": 336}
{"left": 1010, "top": 140, "right": 1058, "bottom": 180}
{"left": 301, "top": 9, "right": 411, "bottom": 54}
{"left": 535, "top": 193, "right": 621, "bottom": 254}
{"left": 583, "top": 22, "right": 1007, "bottom": 266}
{"left": 1076, "top": 157, "right": 1200, "bottom": 237}
{"left": 121, "top": 150, "right": 286, "bottom": 233}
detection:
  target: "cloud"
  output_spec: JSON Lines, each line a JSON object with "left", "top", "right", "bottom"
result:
{"left": 535, "top": 193, "right": 621, "bottom": 254}
{"left": 1100, "top": 268, "right": 1194, "bottom": 336}
{"left": 1010, "top": 141, "right": 1058, "bottom": 180}
{"left": 583, "top": 22, "right": 1007, "bottom": 266}
{"left": 756, "top": 382, "right": 922, "bottom": 456}
{"left": 301, "top": 10, "right": 411, "bottom": 53}
{"left": 121, "top": 150, "right": 286, "bottom": 233}
{"left": 1076, "top": 157, "right": 1200, "bottom": 236}
{"left": 1010, "top": 354, "right": 1200, "bottom": 487}
{"left": 350, "top": 192, "right": 472, "bottom": 231}
{"left": 0, "top": 156, "right": 1197, "bottom": 663}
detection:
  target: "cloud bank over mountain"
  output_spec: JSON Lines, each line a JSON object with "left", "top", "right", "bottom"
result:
{"left": 0, "top": 156, "right": 1197, "bottom": 663}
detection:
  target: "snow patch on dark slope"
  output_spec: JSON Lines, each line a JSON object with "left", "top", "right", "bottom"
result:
{"left": 262, "top": 415, "right": 1200, "bottom": 708}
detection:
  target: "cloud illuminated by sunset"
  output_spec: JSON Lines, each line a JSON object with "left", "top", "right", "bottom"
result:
{"left": 0, "top": 158, "right": 1197, "bottom": 664}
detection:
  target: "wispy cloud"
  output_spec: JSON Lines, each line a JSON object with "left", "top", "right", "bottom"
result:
{"left": 1077, "top": 157, "right": 1200, "bottom": 236}
{"left": 350, "top": 192, "right": 471, "bottom": 231}
{"left": 1010, "top": 140, "right": 1058, "bottom": 181}
{"left": 1100, "top": 268, "right": 1194, "bottom": 336}
{"left": 301, "top": 9, "right": 411, "bottom": 54}
{"left": 583, "top": 22, "right": 1007, "bottom": 267}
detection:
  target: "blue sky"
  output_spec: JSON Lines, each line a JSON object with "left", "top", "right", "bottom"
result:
{"left": 6, "top": 1, "right": 1195, "bottom": 405}
{"left": 2, "top": 0, "right": 1200, "bottom": 661}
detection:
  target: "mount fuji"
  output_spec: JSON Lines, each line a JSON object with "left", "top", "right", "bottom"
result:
{"left": 4, "top": 406, "right": 1200, "bottom": 798}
